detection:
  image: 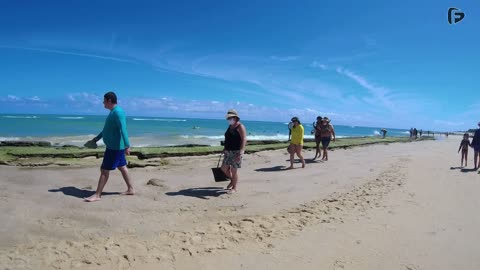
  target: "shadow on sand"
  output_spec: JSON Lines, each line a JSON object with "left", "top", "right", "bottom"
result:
{"left": 460, "top": 168, "right": 478, "bottom": 173}
{"left": 255, "top": 166, "right": 287, "bottom": 172}
{"left": 165, "top": 187, "right": 227, "bottom": 200}
{"left": 48, "top": 186, "right": 120, "bottom": 199}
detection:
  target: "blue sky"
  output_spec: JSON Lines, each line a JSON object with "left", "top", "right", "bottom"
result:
{"left": 0, "top": 0, "right": 478, "bottom": 130}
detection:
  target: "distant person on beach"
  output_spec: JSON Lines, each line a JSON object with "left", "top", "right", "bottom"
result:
{"left": 319, "top": 117, "right": 336, "bottom": 161}
{"left": 313, "top": 116, "right": 323, "bottom": 160}
{"left": 288, "top": 116, "right": 305, "bottom": 169}
{"left": 221, "top": 109, "right": 247, "bottom": 193}
{"left": 458, "top": 133, "right": 471, "bottom": 168}
{"left": 381, "top": 129, "right": 387, "bottom": 139}
{"left": 471, "top": 122, "right": 480, "bottom": 170}
{"left": 84, "top": 92, "right": 134, "bottom": 202}
{"left": 413, "top": 128, "right": 418, "bottom": 139}
{"left": 419, "top": 130, "right": 423, "bottom": 137}
{"left": 409, "top": 128, "right": 413, "bottom": 139}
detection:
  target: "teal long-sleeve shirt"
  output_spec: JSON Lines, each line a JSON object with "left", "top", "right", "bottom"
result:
{"left": 95, "top": 106, "right": 130, "bottom": 150}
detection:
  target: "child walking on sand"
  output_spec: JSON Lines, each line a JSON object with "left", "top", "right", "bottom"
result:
{"left": 458, "top": 133, "right": 471, "bottom": 167}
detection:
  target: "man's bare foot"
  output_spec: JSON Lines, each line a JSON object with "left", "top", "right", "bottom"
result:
{"left": 84, "top": 195, "right": 101, "bottom": 202}
{"left": 228, "top": 189, "right": 237, "bottom": 194}
{"left": 302, "top": 163, "right": 305, "bottom": 168}
{"left": 121, "top": 190, "right": 135, "bottom": 195}
{"left": 225, "top": 183, "right": 233, "bottom": 190}
{"left": 286, "top": 166, "right": 294, "bottom": 170}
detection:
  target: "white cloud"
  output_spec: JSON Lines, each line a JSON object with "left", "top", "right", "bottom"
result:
{"left": 7, "top": 95, "right": 20, "bottom": 101}
{"left": 310, "top": 61, "right": 327, "bottom": 70}
{"left": 28, "top": 96, "right": 41, "bottom": 101}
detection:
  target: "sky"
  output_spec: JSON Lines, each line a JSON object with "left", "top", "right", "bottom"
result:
{"left": 0, "top": 0, "right": 478, "bottom": 131}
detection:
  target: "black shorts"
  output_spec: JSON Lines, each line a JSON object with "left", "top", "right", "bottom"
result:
{"left": 321, "top": 137, "right": 331, "bottom": 148}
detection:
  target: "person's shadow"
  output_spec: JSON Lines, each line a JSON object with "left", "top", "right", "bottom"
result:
{"left": 255, "top": 166, "right": 287, "bottom": 172}
{"left": 460, "top": 168, "right": 478, "bottom": 173}
{"left": 165, "top": 187, "right": 227, "bottom": 200}
{"left": 48, "top": 186, "right": 120, "bottom": 199}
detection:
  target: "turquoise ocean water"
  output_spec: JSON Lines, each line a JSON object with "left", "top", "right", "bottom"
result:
{"left": 0, "top": 114, "right": 410, "bottom": 147}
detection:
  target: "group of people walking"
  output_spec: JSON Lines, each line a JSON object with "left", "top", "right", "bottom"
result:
{"left": 286, "top": 116, "right": 336, "bottom": 169}
{"left": 83, "top": 92, "right": 337, "bottom": 201}
{"left": 409, "top": 128, "right": 422, "bottom": 139}
{"left": 221, "top": 113, "right": 336, "bottom": 192}
{"left": 82, "top": 91, "right": 480, "bottom": 201}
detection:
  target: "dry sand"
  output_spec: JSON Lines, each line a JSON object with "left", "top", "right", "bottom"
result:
{"left": 1, "top": 136, "right": 479, "bottom": 269}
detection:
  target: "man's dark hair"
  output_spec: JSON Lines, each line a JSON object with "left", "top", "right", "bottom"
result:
{"left": 104, "top": 92, "right": 117, "bottom": 104}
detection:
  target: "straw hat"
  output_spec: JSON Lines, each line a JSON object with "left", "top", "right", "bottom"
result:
{"left": 225, "top": 109, "right": 240, "bottom": 119}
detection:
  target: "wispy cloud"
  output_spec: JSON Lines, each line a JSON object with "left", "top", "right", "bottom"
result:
{"left": 28, "top": 96, "right": 41, "bottom": 102}
{"left": 363, "top": 36, "right": 377, "bottom": 48}
{"left": 66, "top": 92, "right": 102, "bottom": 105}
{"left": 7, "top": 95, "right": 20, "bottom": 101}
{"left": 0, "top": 45, "right": 139, "bottom": 64}
{"left": 270, "top": 55, "right": 299, "bottom": 62}
{"left": 335, "top": 67, "right": 394, "bottom": 110}
{"left": 310, "top": 61, "right": 327, "bottom": 70}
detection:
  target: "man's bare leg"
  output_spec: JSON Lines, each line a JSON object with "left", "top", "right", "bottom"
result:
{"left": 84, "top": 169, "right": 110, "bottom": 202}
{"left": 118, "top": 166, "right": 134, "bottom": 195}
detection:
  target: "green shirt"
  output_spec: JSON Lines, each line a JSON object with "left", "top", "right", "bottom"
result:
{"left": 95, "top": 106, "right": 130, "bottom": 150}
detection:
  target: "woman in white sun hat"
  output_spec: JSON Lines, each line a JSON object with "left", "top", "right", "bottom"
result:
{"left": 221, "top": 109, "right": 247, "bottom": 193}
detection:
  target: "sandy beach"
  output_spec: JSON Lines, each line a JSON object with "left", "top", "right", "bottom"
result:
{"left": 1, "top": 136, "right": 480, "bottom": 270}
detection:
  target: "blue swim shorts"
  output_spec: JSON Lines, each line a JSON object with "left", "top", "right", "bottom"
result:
{"left": 321, "top": 137, "right": 331, "bottom": 148}
{"left": 101, "top": 149, "right": 127, "bottom": 170}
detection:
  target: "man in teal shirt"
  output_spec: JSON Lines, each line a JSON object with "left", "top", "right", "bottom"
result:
{"left": 84, "top": 92, "right": 134, "bottom": 202}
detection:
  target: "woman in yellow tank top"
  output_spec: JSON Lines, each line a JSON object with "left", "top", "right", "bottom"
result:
{"left": 288, "top": 117, "right": 305, "bottom": 169}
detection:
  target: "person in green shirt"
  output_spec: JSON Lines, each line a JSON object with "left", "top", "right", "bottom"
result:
{"left": 84, "top": 92, "right": 134, "bottom": 202}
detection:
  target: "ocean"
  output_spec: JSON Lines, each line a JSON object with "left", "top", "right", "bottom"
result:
{"left": 0, "top": 114, "right": 410, "bottom": 147}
